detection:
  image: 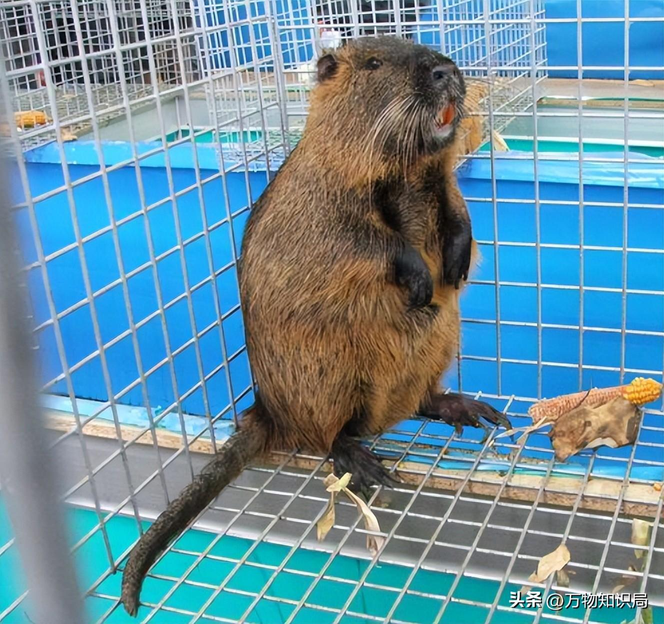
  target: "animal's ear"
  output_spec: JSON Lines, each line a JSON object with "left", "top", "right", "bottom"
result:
{"left": 317, "top": 53, "right": 338, "bottom": 83}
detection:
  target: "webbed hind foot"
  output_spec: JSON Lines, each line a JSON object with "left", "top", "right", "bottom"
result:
{"left": 330, "top": 434, "right": 398, "bottom": 498}
{"left": 420, "top": 392, "right": 510, "bottom": 434}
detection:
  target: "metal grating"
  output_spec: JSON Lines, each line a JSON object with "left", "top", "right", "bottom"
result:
{"left": 1, "top": 0, "right": 199, "bottom": 148}
{"left": 273, "top": 0, "right": 547, "bottom": 147}
{"left": 30, "top": 398, "right": 664, "bottom": 623}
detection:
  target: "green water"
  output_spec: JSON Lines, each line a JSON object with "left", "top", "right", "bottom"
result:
{"left": 164, "top": 128, "right": 263, "bottom": 145}
{"left": 0, "top": 503, "right": 660, "bottom": 623}
{"left": 479, "top": 138, "right": 664, "bottom": 158}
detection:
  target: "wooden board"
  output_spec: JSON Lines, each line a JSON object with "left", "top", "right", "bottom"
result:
{"left": 44, "top": 410, "right": 662, "bottom": 518}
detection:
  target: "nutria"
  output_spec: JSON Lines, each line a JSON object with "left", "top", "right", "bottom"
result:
{"left": 121, "top": 36, "right": 509, "bottom": 615}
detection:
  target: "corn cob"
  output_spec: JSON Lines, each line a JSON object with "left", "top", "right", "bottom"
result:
{"left": 14, "top": 110, "right": 50, "bottom": 129}
{"left": 529, "top": 377, "right": 662, "bottom": 423}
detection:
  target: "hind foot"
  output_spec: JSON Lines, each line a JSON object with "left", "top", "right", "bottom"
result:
{"left": 420, "top": 392, "right": 510, "bottom": 434}
{"left": 330, "top": 434, "right": 397, "bottom": 498}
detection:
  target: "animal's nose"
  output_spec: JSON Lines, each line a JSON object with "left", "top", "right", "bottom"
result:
{"left": 432, "top": 65, "right": 454, "bottom": 82}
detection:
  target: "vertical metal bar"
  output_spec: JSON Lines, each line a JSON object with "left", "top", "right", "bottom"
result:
{"left": 483, "top": 0, "right": 503, "bottom": 396}
{"left": 0, "top": 160, "right": 84, "bottom": 624}
{"left": 481, "top": 456, "right": 559, "bottom": 623}
{"left": 216, "top": 0, "right": 265, "bottom": 313}
{"left": 529, "top": 0, "right": 542, "bottom": 399}
{"left": 432, "top": 422, "right": 528, "bottom": 623}
{"left": 239, "top": 0, "right": 275, "bottom": 178}
{"left": 204, "top": 0, "right": 260, "bottom": 412}
{"left": 133, "top": 0, "right": 210, "bottom": 466}
{"left": 580, "top": 423, "right": 646, "bottom": 624}
{"left": 530, "top": 455, "right": 600, "bottom": 624}
{"left": 436, "top": 0, "right": 445, "bottom": 52}
{"left": 167, "top": 0, "right": 237, "bottom": 449}
{"left": 576, "top": 0, "right": 585, "bottom": 391}
{"left": 350, "top": 0, "right": 360, "bottom": 38}
{"left": 265, "top": 0, "right": 291, "bottom": 153}
{"left": 634, "top": 492, "right": 663, "bottom": 623}
{"left": 619, "top": 0, "right": 630, "bottom": 384}
{"left": 393, "top": 0, "right": 403, "bottom": 37}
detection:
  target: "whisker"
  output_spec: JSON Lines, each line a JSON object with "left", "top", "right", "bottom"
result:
{"left": 364, "top": 95, "right": 414, "bottom": 209}
{"left": 404, "top": 101, "right": 425, "bottom": 179}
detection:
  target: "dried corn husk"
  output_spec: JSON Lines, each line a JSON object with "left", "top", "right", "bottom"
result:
{"left": 529, "top": 378, "right": 662, "bottom": 423}
{"left": 550, "top": 397, "right": 642, "bottom": 461}
{"left": 528, "top": 543, "right": 571, "bottom": 584}
{"left": 317, "top": 473, "right": 385, "bottom": 556}
{"left": 631, "top": 518, "right": 652, "bottom": 560}
{"left": 316, "top": 472, "right": 351, "bottom": 541}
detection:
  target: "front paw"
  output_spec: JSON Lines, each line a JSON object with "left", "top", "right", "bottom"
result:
{"left": 443, "top": 223, "right": 472, "bottom": 289}
{"left": 403, "top": 270, "right": 434, "bottom": 308}
{"left": 395, "top": 247, "right": 433, "bottom": 308}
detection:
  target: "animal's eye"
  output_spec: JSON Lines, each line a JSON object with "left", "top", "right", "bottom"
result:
{"left": 365, "top": 57, "right": 382, "bottom": 71}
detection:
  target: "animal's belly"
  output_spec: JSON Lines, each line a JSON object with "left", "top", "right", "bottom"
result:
{"left": 364, "top": 288, "right": 461, "bottom": 433}
{"left": 244, "top": 249, "right": 466, "bottom": 445}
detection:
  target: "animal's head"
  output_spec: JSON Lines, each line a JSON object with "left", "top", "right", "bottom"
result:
{"left": 307, "top": 36, "right": 466, "bottom": 172}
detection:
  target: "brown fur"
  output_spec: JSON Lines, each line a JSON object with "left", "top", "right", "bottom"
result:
{"left": 121, "top": 36, "right": 507, "bottom": 616}
{"left": 240, "top": 39, "right": 473, "bottom": 452}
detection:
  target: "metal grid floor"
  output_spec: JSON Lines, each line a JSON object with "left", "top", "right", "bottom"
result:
{"left": 14, "top": 391, "right": 658, "bottom": 624}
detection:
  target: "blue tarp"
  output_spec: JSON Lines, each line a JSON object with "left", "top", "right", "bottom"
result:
{"left": 544, "top": 0, "right": 664, "bottom": 80}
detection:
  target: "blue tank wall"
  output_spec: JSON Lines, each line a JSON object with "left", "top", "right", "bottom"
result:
{"left": 458, "top": 159, "right": 664, "bottom": 401}
{"left": 12, "top": 142, "right": 663, "bottom": 423}
{"left": 543, "top": 0, "right": 663, "bottom": 79}
{"left": 11, "top": 144, "right": 271, "bottom": 419}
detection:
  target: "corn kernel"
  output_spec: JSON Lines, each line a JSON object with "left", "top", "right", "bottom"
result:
{"left": 621, "top": 377, "right": 662, "bottom": 406}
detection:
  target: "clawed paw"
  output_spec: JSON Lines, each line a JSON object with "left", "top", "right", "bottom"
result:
{"left": 442, "top": 226, "right": 472, "bottom": 289}
{"left": 423, "top": 393, "right": 510, "bottom": 434}
{"left": 331, "top": 436, "right": 398, "bottom": 498}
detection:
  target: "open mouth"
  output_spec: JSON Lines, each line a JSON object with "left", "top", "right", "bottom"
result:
{"left": 433, "top": 103, "right": 456, "bottom": 137}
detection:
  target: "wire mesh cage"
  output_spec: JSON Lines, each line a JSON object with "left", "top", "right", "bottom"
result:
{"left": 272, "top": 0, "right": 547, "bottom": 145}
{"left": 0, "top": 0, "right": 663, "bottom": 623}
{"left": 1, "top": 0, "right": 199, "bottom": 149}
